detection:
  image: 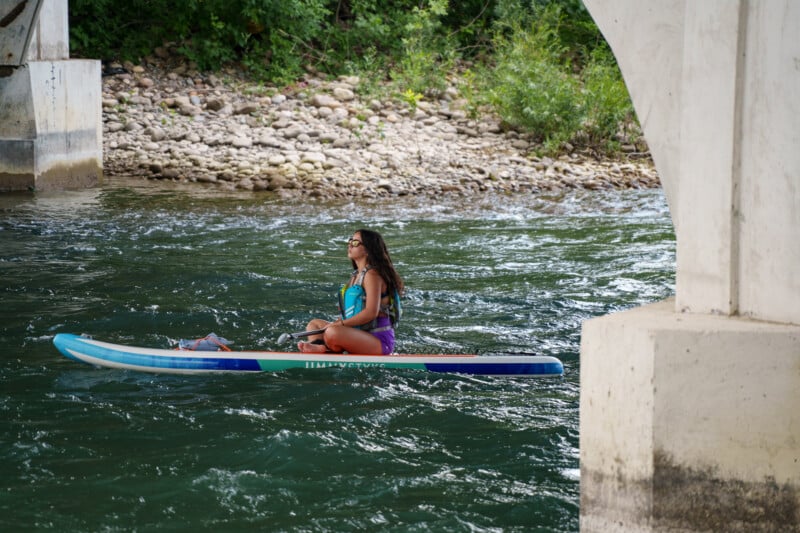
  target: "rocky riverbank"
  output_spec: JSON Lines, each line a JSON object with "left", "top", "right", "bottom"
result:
{"left": 101, "top": 62, "right": 659, "bottom": 198}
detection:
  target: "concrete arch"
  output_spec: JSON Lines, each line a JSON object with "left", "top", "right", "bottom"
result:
{"left": 580, "top": 1, "right": 800, "bottom": 530}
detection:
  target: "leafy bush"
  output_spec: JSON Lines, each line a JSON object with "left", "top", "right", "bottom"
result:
{"left": 392, "top": 0, "right": 454, "bottom": 96}
{"left": 70, "top": 0, "right": 330, "bottom": 80}
{"left": 69, "top": 0, "right": 177, "bottom": 60}
{"left": 485, "top": 3, "right": 637, "bottom": 154}
{"left": 488, "top": 6, "right": 582, "bottom": 151}
{"left": 580, "top": 47, "right": 635, "bottom": 150}
{"left": 68, "top": 0, "right": 639, "bottom": 155}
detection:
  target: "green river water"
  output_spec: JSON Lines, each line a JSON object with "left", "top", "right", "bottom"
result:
{"left": 1, "top": 177, "right": 675, "bottom": 531}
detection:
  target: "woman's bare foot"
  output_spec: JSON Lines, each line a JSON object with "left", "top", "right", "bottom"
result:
{"left": 298, "top": 341, "right": 327, "bottom": 353}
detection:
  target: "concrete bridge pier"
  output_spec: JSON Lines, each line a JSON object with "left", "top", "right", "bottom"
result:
{"left": 0, "top": 0, "right": 101, "bottom": 191}
{"left": 580, "top": 1, "right": 799, "bottom": 531}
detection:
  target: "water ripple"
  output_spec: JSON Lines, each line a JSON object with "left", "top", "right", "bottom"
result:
{"left": 0, "top": 180, "right": 674, "bottom": 531}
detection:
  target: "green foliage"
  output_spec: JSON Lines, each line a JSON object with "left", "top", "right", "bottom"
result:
{"left": 493, "top": 0, "right": 605, "bottom": 66}
{"left": 169, "top": 0, "right": 331, "bottom": 82}
{"left": 488, "top": 5, "right": 582, "bottom": 151}
{"left": 485, "top": 2, "right": 636, "bottom": 154}
{"left": 68, "top": 0, "right": 638, "bottom": 155}
{"left": 580, "top": 47, "right": 635, "bottom": 150}
{"left": 456, "top": 67, "right": 492, "bottom": 119}
{"left": 392, "top": 0, "right": 454, "bottom": 96}
{"left": 69, "top": 0, "right": 177, "bottom": 60}
{"left": 401, "top": 88, "right": 424, "bottom": 110}
{"left": 326, "top": 0, "right": 411, "bottom": 67}
{"left": 69, "top": 0, "right": 330, "bottom": 81}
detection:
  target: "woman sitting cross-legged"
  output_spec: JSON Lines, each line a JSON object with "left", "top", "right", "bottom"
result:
{"left": 298, "top": 229, "right": 403, "bottom": 355}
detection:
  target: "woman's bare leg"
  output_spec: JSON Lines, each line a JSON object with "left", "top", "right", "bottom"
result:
{"left": 303, "top": 318, "right": 328, "bottom": 343}
{"left": 323, "top": 325, "right": 383, "bottom": 355}
{"left": 297, "top": 318, "right": 330, "bottom": 353}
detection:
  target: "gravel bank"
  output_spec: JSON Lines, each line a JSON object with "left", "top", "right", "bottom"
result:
{"left": 102, "top": 62, "right": 659, "bottom": 199}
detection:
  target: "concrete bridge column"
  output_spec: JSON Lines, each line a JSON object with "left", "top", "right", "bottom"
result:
{"left": 0, "top": 0, "right": 102, "bottom": 191}
{"left": 580, "top": 1, "right": 800, "bottom": 530}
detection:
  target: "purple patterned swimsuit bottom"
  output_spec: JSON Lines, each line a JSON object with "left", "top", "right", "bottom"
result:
{"left": 368, "top": 316, "right": 395, "bottom": 355}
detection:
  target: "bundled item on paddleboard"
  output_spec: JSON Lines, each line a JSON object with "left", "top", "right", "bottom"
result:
{"left": 177, "top": 333, "right": 233, "bottom": 351}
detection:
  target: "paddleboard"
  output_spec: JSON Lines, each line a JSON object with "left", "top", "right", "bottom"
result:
{"left": 53, "top": 333, "right": 563, "bottom": 377}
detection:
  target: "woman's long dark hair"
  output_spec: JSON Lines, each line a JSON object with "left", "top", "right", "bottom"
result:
{"left": 352, "top": 228, "right": 404, "bottom": 295}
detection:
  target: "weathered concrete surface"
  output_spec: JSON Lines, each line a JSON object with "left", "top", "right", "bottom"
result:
{"left": 0, "top": 0, "right": 44, "bottom": 66}
{"left": 581, "top": 300, "right": 800, "bottom": 532}
{"left": 586, "top": 0, "right": 800, "bottom": 322}
{"left": 0, "top": 60, "right": 102, "bottom": 191}
{"left": 24, "top": 0, "right": 68, "bottom": 61}
{"left": 0, "top": 0, "right": 101, "bottom": 191}
{"left": 581, "top": 0, "right": 800, "bottom": 530}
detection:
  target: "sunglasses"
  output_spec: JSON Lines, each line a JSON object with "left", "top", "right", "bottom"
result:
{"left": 347, "top": 239, "right": 362, "bottom": 248}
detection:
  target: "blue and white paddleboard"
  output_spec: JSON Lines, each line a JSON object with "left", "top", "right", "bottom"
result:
{"left": 53, "top": 333, "right": 564, "bottom": 377}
